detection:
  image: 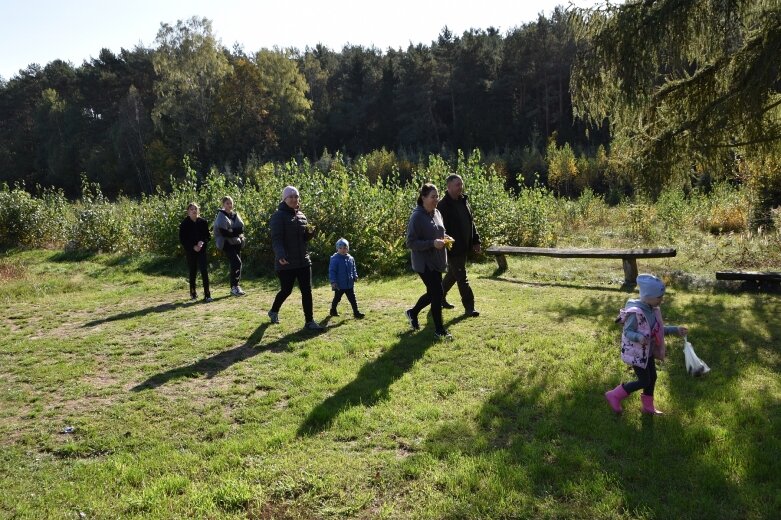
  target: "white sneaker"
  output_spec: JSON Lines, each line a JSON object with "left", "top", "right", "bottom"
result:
{"left": 231, "top": 286, "right": 246, "bottom": 296}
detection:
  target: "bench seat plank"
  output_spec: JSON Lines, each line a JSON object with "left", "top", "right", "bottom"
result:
{"left": 485, "top": 246, "right": 676, "bottom": 285}
{"left": 486, "top": 246, "right": 676, "bottom": 259}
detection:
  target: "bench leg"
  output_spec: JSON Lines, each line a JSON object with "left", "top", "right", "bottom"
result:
{"left": 495, "top": 254, "right": 508, "bottom": 271}
{"left": 622, "top": 258, "right": 638, "bottom": 286}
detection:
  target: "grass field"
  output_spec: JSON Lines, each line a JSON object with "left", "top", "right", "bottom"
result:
{"left": 1, "top": 249, "right": 779, "bottom": 519}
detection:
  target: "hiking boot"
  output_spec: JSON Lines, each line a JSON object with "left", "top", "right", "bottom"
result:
{"left": 405, "top": 309, "right": 420, "bottom": 330}
{"left": 330, "top": 307, "right": 340, "bottom": 317}
{"left": 465, "top": 309, "right": 480, "bottom": 317}
{"left": 267, "top": 310, "right": 279, "bottom": 324}
{"left": 305, "top": 320, "right": 324, "bottom": 330}
{"left": 203, "top": 296, "right": 213, "bottom": 303}
{"left": 353, "top": 311, "right": 365, "bottom": 319}
{"left": 442, "top": 300, "right": 455, "bottom": 309}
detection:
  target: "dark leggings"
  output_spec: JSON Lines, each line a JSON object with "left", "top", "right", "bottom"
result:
{"left": 186, "top": 249, "right": 210, "bottom": 297}
{"left": 223, "top": 243, "right": 242, "bottom": 287}
{"left": 410, "top": 269, "right": 445, "bottom": 333}
{"left": 331, "top": 288, "right": 359, "bottom": 312}
{"left": 623, "top": 357, "right": 657, "bottom": 396}
{"left": 271, "top": 266, "right": 314, "bottom": 322}
{"left": 442, "top": 253, "right": 475, "bottom": 310}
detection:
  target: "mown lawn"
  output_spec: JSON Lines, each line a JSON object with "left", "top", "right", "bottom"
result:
{"left": 1, "top": 250, "right": 779, "bottom": 519}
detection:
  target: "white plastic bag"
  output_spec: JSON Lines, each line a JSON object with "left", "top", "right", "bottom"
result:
{"left": 683, "top": 337, "right": 710, "bottom": 376}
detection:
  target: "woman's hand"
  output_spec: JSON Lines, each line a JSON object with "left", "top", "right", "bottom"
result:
{"left": 278, "top": 258, "right": 289, "bottom": 266}
{"left": 433, "top": 238, "right": 446, "bottom": 250}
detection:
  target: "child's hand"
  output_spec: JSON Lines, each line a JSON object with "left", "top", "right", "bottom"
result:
{"left": 678, "top": 326, "right": 688, "bottom": 337}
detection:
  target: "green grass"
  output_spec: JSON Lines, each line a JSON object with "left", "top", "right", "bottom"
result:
{"left": 1, "top": 250, "right": 779, "bottom": 519}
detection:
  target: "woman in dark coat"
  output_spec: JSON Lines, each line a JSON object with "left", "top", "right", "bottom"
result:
{"left": 404, "top": 183, "right": 452, "bottom": 340}
{"left": 179, "top": 202, "right": 212, "bottom": 302}
{"left": 267, "top": 186, "right": 323, "bottom": 330}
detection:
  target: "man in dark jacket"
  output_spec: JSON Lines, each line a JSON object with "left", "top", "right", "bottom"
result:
{"left": 179, "top": 202, "right": 212, "bottom": 302}
{"left": 437, "top": 174, "right": 481, "bottom": 317}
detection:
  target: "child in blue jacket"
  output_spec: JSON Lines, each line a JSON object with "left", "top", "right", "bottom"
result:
{"left": 329, "top": 238, "right": 365, "bottom": 318}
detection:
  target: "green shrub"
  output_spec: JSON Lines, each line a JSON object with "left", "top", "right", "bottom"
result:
{"left": 0, "top": 184, "right": 70, "bottom": 249}
{"left": 66, "top": 178, "right": 130, "bottom": 253}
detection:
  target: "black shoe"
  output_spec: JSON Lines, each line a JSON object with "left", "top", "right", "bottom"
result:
{"left": 435, "top": 330, "right": 453, "bottom": 341}
{"left": 353, "top": 311, "right": 365, "bottom": 319}
{"left": 190, "top": 292, "right": 197, "bottom": 301}
{"left": 442, "top": 300, "right": 455, "bottom": 309}
{"left": 465, "top": 309, "right": 480, "bottom": 317}
{"left": 405, "top": 309, "right": 420, "bottom": 330}
{"left": 330, "top": 308, "right": 340, "bottom": 317}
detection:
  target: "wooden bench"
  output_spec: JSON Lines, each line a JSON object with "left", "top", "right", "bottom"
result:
{"left": 486, "top": 246, "right": 677, "bottom": 285}
{"left": 716, "top": 271, "right": 781, "bottom": 286}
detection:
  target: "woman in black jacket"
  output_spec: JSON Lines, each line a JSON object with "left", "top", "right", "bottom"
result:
{"left": 267, "top": 186, "right": 323, "bottom": 330}
{"left": 179, "top": 202, "right": 212, "bottom": 302}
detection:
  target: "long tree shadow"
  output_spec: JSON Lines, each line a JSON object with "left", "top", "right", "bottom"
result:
{"left": 130, "top": 321, "right": 338, "bottom": 391}
{"left": 296, "top": 331, "right": 435, "bottom": 437}
{"left": 422, "top": 370, "right": 771, "bottom": 518}
{"left": 83, "top": 296, "right": 232, "bottom": 327}
{"left": 484, "top": 275, "right": 631, "bottom": 293}
{"left": 408, "top": 288, "right": 781, "bottom": 518}
{"left": 550, "top": 291, "right": 781, "bottom": 375}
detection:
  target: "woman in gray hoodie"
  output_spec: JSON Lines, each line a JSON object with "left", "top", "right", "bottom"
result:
{"left": 213, "top": 196, "right": 246, "bottom": 296}
{"left": 404, "top": 183, "right": 452, "bottom": 340}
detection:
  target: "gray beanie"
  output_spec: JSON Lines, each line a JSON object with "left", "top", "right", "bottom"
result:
{"left": 335, "top": 238, "right": 349, "bottom": 250}
{"left": 281, "top": 186, "right": 299, "bottom": 201}
{"left": 637, "top": 273, "right": 665, "bottom": 298}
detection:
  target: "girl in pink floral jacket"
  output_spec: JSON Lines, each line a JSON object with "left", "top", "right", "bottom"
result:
{"left": 605, "top": 274, "right": 688, "bottom": 415}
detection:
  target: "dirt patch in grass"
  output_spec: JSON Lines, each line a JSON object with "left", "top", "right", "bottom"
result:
{"left": 0, "top": 261, "right": 25, "bottom": 281}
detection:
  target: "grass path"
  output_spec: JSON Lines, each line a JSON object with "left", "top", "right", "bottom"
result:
{"left": 1, "top": 250, "right": 779, "bottom": 519}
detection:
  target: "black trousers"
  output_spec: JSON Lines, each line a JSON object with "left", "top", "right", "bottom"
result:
{"left": 223, "top": 244, "right": 242, "bottom": 287}
{"left": 331, "top": 288, "right": 359, "bottom": 312}
{"left": 271, "top": 266, "right": 314, "bottom": 322}
{"left": 186, "top": 249, "right": 210, "bottom": 298}
{"left": 442, "top": 253, "right": 475, "bottom": 310}
{"left": 623, "top": 357, "right": 658, "bottom": 396}
{"left": 410, "top": 269, "right": 445, "bottom": 333}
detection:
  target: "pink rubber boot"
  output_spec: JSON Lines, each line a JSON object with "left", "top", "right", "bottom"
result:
{"left": 641, "top": 394, "right": 663, "bottom": 415}
{"left": 604, "top": 384, "right": 629, "bottom": 413}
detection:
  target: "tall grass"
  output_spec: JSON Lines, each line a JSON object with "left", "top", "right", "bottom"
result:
{"left": 0, "top": 152, "right": 557, "bottom": 275}
{"left": 2, "top": 155, "right": 779, "bottom": 275}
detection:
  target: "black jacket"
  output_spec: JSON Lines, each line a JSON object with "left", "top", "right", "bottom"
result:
{"left": 269, "top": 201, "right": 314, "bottom": 271}
{"left": 436, "top": 193, "right": 480, "bottom": 255}
{"left": 179, "top": 216, "right": 211, "bottom": 253}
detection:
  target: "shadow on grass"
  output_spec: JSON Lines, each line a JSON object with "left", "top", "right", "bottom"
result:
{"left": 296, "top": 329, "right": 437, "bottom": 437}
{"left": 50, "top": 250, "right": 98, "bottom": 262}
{"left": 82, "top": 295, "right": 232, "bottom": 327}
{"left": 550, "top": 291, "right": 781, "bottom": 373}
{"left": 130, "top": 319, "right": 337, "bottom": 391}
{"left": 487, "top": 275, "right": 630, "bottom": 293}
{"left": 421, "top": 370, "right": 772, "bottom": 519}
